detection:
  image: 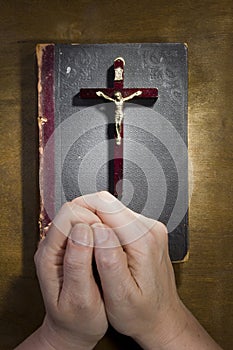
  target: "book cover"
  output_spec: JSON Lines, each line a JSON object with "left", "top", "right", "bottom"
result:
{"left": 37, "top": 43, "right": 188, "bottom": 262}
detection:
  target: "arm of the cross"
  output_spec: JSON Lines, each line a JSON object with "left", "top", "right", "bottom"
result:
{"left": 121, "top": 88, "right": 158, "bottom": 99}
{"left": 80, "top": 88, "right": 115, "bottom": 99}
{"left": 80, "top": 87, "right": 158, "bottom": 100}
{"left": 123, "top": 90, "right": 142, "bottom": 101}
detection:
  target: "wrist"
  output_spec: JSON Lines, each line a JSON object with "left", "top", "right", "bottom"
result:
{"left": 134, "top": 299, "right": 188, "bottom": 350}
{"left": 39, "top": 316, "right": 97, "bottom": 350}
{"left": 134, "top": 301, "right": 222, "bottom": 350}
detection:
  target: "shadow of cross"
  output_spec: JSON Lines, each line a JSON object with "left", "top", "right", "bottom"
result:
{"left": 80, "top": 57, "right": 158, "bottom": 199}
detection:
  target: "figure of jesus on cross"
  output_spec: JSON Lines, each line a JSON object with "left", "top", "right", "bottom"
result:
{"left": 80, "top": 57, "right": 158, "bottom": 147}
{"left": 96, "top": 90, "right": 142, "bottom": 145}
{"left": 80, "top": 57, "right": 158, "bottom": 198}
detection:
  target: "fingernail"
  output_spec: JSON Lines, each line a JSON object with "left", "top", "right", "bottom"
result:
{"left": 92, "top": 224, "right": 110, "bottom": 245}
{"left": 70, "top": 223, "right": 92, "bottom": 246}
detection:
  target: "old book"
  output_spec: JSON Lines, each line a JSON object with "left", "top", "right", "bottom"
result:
{"left": 37, "top": 43, "right": 188, "bottom": 262}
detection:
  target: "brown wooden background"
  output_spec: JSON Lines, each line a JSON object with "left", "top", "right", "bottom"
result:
{"left": 0, "top": 1, "right": 232, "bottom": 349}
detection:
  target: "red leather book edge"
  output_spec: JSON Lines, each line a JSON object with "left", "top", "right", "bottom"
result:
{"left": 37, "top": 44, "right": 55, "bottom": 238}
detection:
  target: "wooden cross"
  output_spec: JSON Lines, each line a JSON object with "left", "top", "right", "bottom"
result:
{"left": 80, "top": 57, "right": 158, "bottom": 198}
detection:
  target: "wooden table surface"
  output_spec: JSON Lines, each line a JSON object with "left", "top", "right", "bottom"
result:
{"left": 0, "top": 1, "right": 232, "bottom": 349}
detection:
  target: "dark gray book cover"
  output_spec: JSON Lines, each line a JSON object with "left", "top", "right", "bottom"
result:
{"left": 37, "top": 43, "right": 189, "bottom": 262}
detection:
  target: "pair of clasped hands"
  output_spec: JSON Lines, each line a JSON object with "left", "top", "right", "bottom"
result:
{"left": 16, "top": 192, "right": 221, "bottom": 350}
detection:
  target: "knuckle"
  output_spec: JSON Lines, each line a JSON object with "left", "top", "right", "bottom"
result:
{"left": 155, "top": 221, "right": 168, "bottom": 237}
{"left": 150, "top": 221, "right": 168, "bottom": 247}
{"left": 54, "top": 202, "right": 74, "bottom": 222}
{"left": 99, "top": 190, "right": 114, "bottom": 200}
{"left": 99, "top": 190, "right": 109, "bottom": 196}
{"left": 64, "top": 253, "right": 86, "bottom": 276}
{"left": 97, "top": 250, "right": 120, "bottom": 271}
{"left": 34, "top": 241, "right": 56, "bottom": 272}
{"left": 60, "top": 201, "right": 73, "bottom": 214}
{"left": 34, "top": 243, "right": 44, "bottom": 268}
{"left": 155, "top": 221, "right": 168, "bottom": 235}
{"left": 34, "top": 248, "right": 47, "bottom": 275}
{"left": 34, "top": 249, "right": 39, "bottom": 266}
{"left": 64, "top": 254, "right": 77, "bottom": 271}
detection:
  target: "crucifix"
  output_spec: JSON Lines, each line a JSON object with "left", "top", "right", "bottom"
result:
{"left": 80, "top": 57, "right": 158, "bottom": 198}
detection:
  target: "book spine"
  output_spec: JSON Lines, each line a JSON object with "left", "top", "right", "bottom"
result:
{"left": 36, "top": 44, "right": 55, "bottom": 238}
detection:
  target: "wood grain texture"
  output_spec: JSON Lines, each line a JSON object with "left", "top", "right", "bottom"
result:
{"left": 0, "top": 0, "right": 232, "bottom": 349}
